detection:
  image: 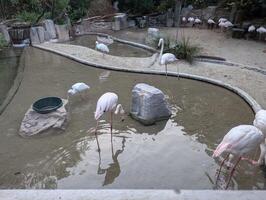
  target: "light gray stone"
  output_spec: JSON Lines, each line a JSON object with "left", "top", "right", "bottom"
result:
{"left": 145, "top": 28, "right": 160, "bottom": 46}
{"left": 19, "top": 99, "right": 68, "bottom": 137}
{"left": 130, "top": 83, "right": 171, "bottom": 125}
{"left": 44, "top": 30, "right": 50, "bottom": 41}
{"left": 0, "top": 24, "right": 11, "bottom": 44}
{"left": 37, "top": 26, "right": 45, "bottom": 43}
{"left": 30, "top": 27, "right": 40, "bottom": 44}
{"left": 112, "top": 16, "right": 121, "bottom": 31}
{"left": 55, "top": 24, "right": 70, "bottom": 42}
{"left": 43, "top": 19, "right": 56, "bottom": 39}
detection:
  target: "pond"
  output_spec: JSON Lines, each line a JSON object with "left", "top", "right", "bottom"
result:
{"left": 0, "top": 48, "right": 23, "bottom": 106}
{"left": 0, "top": 47, "right": 262, "bottom": 190}
{"left": 66, "top": 34, "right": 154, "bottom": 58}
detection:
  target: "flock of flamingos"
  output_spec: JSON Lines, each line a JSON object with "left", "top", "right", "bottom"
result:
{"left": 71, "top": 32, "right": 266, "bottom": 189}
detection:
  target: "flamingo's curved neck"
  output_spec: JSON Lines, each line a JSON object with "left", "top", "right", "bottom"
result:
{"left": 159, "top": 39, "right": 164, "bottom": 59}
{"left": 114, "top": 104, "right": 125, "bottom": 115}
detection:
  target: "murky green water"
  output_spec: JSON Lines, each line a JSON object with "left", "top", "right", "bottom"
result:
{"left": 0, "top": 47, "right": 263, "bottom": 190}
{"left": 0, "top": 48, "right": 22, "bottom": 106}
{"left": 66, "top": 35, "right": 153, "bottom": 57}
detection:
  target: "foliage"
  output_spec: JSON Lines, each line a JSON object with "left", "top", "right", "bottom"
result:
{"left": 156, "top": 0, "right": 175, "bottom": 12}
{"left": 166, "top": 37, "right": 201, "bottom": 63}
{"left": 118, "top": 0, "right": 155, "bottom": 14}
{"left": 0, "top": 33, "right": 8, "bottom": 49}
{"left": 223, "top": 0, "right": 265, "bottom": 19}
{"left": 68, "top": 0, "right": 91, "bottom": 22}
{"left": 16, "top": 11, "right": 40, "bottom": 24}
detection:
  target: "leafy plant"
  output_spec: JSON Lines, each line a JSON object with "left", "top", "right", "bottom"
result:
{"left": 16, "top": 11, "right": 40, "bottom": 24}
{"left": 118, "top": 0, "right": 155, "bottom": 15}
{"left": 156, "top": 0, "right": 176, "bottom": 12}
{"left": 166, "top": 37, "right": 201, "bottom": 63}
{"left": 0, "top": 33, "right": 8, "bottom": 50}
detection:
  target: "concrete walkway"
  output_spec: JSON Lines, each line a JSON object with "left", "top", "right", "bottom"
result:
{"left": 1, "top": 189, "right": 266, "bottom": 200}
{"left": 35, "top": 42, "right": 266, "bottom": 109}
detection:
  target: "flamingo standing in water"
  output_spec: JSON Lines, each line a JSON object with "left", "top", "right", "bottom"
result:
{"left": 158, "top": 38, "right": 178, "bottom": 77}
{"left": 95, "top": 41, "right": 109, "bottom": 58}
{"left": 94, "top": 92, "right": 125, "bottom": 151}
{"left": 213, "top": 125, "right": 264, "bottom": 189}
{"left": 253, "top": 109, "right": 266, "bottom": 165}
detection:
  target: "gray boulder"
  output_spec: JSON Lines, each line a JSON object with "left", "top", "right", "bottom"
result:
{"left": 30, "top": 27, "right": 40, "bottom": 44}
{"left": 145, "top": 28, "right": 160, "bottom": 46}
{"left": 43, "top": 19, "right": 57, "bottom": 39}
{"left": 0, "top": 24, "right": 11, "bottom": 44}
{"left": 55, "top": 24, "right": 70, "bottom": 42}
{"left": 130, "top": 83, "right": 172, "bottom": 125}
{"left": 37, "top": 26, "right": 45, "bottom": 43}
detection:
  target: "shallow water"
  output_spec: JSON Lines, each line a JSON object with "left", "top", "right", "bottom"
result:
{"left": 0, "top": 48, "right": 22, "bottom": 106}
{"left": 66, "top": 35, "right": 153, "bottom": 57}
{"left": 0, "top": 47, "right": 263, "bottom": 190}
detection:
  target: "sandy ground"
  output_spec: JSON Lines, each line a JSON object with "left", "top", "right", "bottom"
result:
{"left": 111, "top": 28, "right": 266, "bottom": 69}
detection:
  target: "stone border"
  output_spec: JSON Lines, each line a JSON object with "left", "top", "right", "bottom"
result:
{"left": 0, "top": 49, "right": 25, "bottom": 115}
{"left": 33, "top": 43, "right": 261, "bottom": 114}
{"left": 75, "top": 32, "right": 158, "bottom": 53}
{"left": 0, "top": 189, "right": 265, "bottom": 200}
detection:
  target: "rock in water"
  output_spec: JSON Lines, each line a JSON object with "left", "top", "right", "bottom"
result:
{"left": 130, "top": 83, "right": 171, "bottom": 125}
{"left": 19, "top": 99, "right": 68, "bottom": 137}
{"left": 55, "top": 24, "right": 70, "bottom": 42}
{"left": 30, "top": 27, "right": 40, "bottom": 44}
{"left": 0, "top": 25, "right": 11, "bottom": 44}
{"left": 43, "top": 19, "right": 57, "bottom": 39}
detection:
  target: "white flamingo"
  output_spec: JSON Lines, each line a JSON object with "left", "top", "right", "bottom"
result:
{"left": 213, "top": 125, "right": 264, "bottom": 189}
{"left": 256, "top": 26, "right": 266, "bottom": 40}
{"left": 248, "top": 25, "right": 256, "bottom": 32}
{"left": 95, "top": 41, "right": 109, "bottom": 57}
{"left": 94, "top": 92, "right": 125, "bottom": 151}
{"left": 194, "top": 18, "right": 202, "bottom": 24}
{"left": 208, "top": 19, "right": 215, "bottom": 24}
{"left": 182, "top": 17, "right": 186, "bottom": 23}
{"left": 68, "top": 82, "right": 90, "bottom": 95}
{"left": 253, "top": 109, "right": 266, "bottom": 165}
{"left": 218, "top": 18, "right": 227, "bottom": 23}
{"left": 224, "top": 21, "right": 233, "bottom": 28}
{"left": 158, "top": 38, "right": 178, "bottom": 77}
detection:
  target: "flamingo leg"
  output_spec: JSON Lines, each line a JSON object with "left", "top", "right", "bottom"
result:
{"left": 177, "top": 64, "right": 180, "bottom": 80}
{"left": 95, "top": 121, "right": 101, "bottom": 152}
{"left": 165, "top": 64, "right": 168, "bottom": 77}
{"left": 216, "top": 153, "right": 230, "bottom": 185}
{"left": 110, "top": 112, "right": 113, "bottom": 146}
{"left": 225, "top": 156, "right": 241, "bottom": 189}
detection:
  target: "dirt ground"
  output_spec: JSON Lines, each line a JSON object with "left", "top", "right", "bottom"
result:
{"left": 111, "top": 27, "right": 266, "bottom": 69}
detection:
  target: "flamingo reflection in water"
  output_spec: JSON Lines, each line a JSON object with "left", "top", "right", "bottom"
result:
{"left": 96, "top": 136, "right": 126, "bottom": 186}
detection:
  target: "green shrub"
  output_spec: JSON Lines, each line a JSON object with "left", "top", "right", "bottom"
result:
{"left": 156, "top": 0, "right": 176, "bottom": 12}
{"left": 0, "top": 33, "right": 8, "bottom": 49}
{"left": 166, "top": 37, "right": 201, "bottom": 63}
{"left": 16, "top": 11, "right": 40, "bottom": 24}
{"left": 118, "top": 0, "right": 155, "bottom": 15}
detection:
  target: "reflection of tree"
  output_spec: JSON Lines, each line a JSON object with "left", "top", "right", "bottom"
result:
{"left": 97, "top": 136, "right": 126, "bottom": 186}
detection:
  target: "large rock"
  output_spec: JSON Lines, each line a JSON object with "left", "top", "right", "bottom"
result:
{"left": 55, "top": 24, "right": 70, "bottom": 42}
{"left": 130, "top": 83, "right": 172, "bottom": 125}
{"left": 30, "top": 27, "right": 40, "bottom": 44}
{"left": 0, "top": 25, "right": 11, "bottom": 44}
{"left": 145, "top": 28, "right": 160, "bottom": 46}
{"left": 37, "top": 26, "right": 45, "bottom": 43}
{"left": 43, "top": 19, "right": 57, "bottom": 39}
{"left": 19, "top": 99, "right": 68, "bottom": 137}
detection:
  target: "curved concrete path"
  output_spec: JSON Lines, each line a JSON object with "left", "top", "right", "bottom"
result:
{"left": 34, "top": 42, "right": 266, "bottom": 110}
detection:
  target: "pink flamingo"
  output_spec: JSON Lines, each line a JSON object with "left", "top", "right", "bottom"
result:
{"left": 213, "top": 125, "right": 264, "bottom": 189}
{"left": 94, "top": 92, "right": 125, "bottom": 151}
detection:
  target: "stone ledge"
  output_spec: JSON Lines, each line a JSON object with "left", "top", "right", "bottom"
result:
{"left": 0, "top": 190, "right": 265, "bottom": 200}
